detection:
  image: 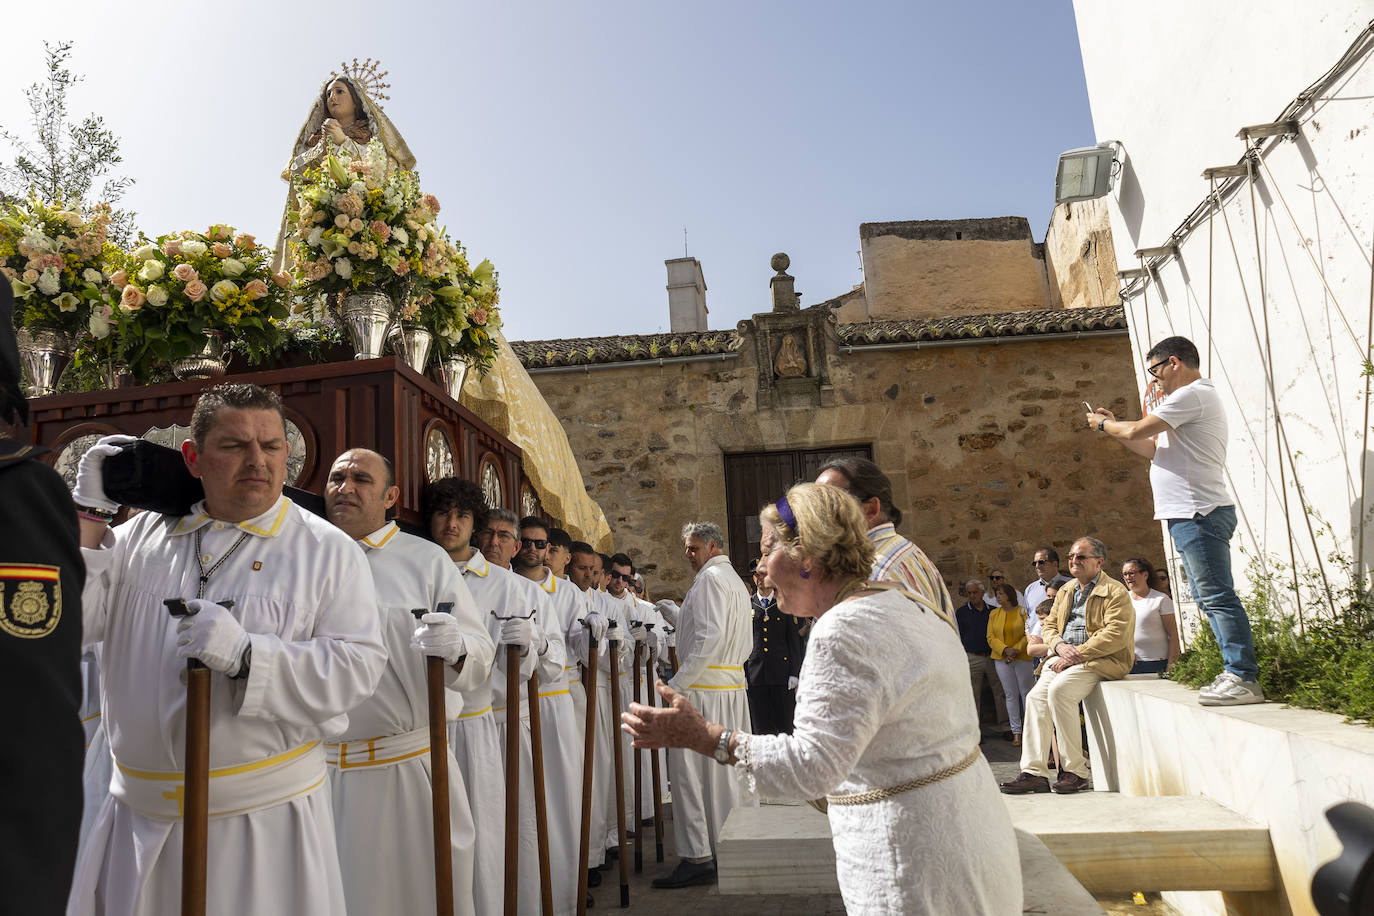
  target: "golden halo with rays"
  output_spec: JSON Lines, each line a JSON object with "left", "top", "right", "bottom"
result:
{"left": 330, "top": 57, "right": 391, "bottom": 103}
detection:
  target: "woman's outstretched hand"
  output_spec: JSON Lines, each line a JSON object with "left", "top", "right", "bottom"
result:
{"left": 621, "top": 680, "right": 715, "bottom": 756}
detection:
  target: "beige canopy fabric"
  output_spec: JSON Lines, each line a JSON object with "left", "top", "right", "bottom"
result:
{"left": 461, "top": 335, "right": 613, "bottom": 552}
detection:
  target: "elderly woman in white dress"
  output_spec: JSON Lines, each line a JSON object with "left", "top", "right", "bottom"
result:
{"left": 622, "top": 483, "right": 1021, "bottom": 914}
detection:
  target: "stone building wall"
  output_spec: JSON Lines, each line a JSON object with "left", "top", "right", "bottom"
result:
{"left": 527, "top": 326, "right": 1159, "bottom": 599}
{"left": 856, "top": 217, "right": 1052, "bottom": 321}
{"left": 1043, "top": 199, "right": 1120, "bottom": 310}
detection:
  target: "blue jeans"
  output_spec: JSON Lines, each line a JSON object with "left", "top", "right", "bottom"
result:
{"left": 1167, "top": 505, "right": 1258, "bottom": 680}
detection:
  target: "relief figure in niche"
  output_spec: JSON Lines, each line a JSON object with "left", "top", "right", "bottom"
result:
{"left": 773, "top": 332, "right": 808, "bottom": 378}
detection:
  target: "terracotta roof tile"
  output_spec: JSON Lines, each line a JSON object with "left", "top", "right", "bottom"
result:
{"left": 511, "top": 330, "right": 742, "bottom": 369}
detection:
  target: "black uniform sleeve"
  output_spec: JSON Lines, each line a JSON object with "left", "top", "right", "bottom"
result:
{"left": 0, "top": 452, "right": 85, "bottom": 915}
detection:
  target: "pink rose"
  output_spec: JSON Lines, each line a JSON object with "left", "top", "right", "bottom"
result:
{"left": 1, "top": 267, "right": 15, "bottom": 281}
{"left": 207, "top": 225, "right": 230, "bottom": 240}
{"left": 109, "top": 269, "right": 128, "bottom": 288}
{"left": 271, "top": 270, "right": 291, "bottom": 288}
{"left": 172, "top": 263, "right": 198, "bottom": 283}
{"left": 120, "top": 285, "right": 146, "bottom": 310}
{"left": 233, "top": 233, "right": 256, "bottom": 249}
{"left": 370, "top": 220, "right": 390, "bottom": 240}
{"left": 211, "top": 242, "right": 233, "bottom": 258}
{"left": 41, "top": 253, "right": 64, "bottom": 270}
{"left": 337, "top": 192, "right": 364, "bottom": 218}
{"left": 472, "top": 307, "right": 488, "bottom": 325}
{"left": 422, "top": 193, "right": 441, "bottom": 215}
{"left": 242, "top": 279, "right": 269, "bottom": 300}
{"left": 162, "top": 239, "right": 183, "bottom": 257}
{"left": 393, "top": 260, "right": 411, "bottom": 277}
{"left": 184, "top": 279, "right": 208, "bottom": 302}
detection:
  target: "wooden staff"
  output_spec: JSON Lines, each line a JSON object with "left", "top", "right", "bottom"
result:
{"left": 164, "top": 598, "right": 232, "bottom": 916}
{"left": 528, "top": 666, "right": 553, "bottom": 916}
{"left": 608, "top": 625, "right": 630, "bottom": 908}
{"left": 631, "top": 637, "right": 643, "bottom": 874}
{"left": 503, "top": 640, "right": 522, "bottom": 916}
{"left": 575, "top": 626, "right": 599, "bottom": 916}
{"left": 412, "top": 606, "right": 456, "bottom": 916}
{"left": 647, "top": 643, "right": 665, "bottom": 864}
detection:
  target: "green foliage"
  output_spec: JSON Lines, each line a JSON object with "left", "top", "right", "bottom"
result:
{"left": 1171, "top": 561, "right": 1374, "bottom": 725}
{"left": 0, "top": 42, "right": 136, "bottom": 244}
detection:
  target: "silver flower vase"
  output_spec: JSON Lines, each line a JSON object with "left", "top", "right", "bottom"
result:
{"left": 172, "top": 332, "right": 229, "bottom": 381}
{"left": 16, "top": 327, "right": 78, "bottom": 396}
{"left": 340, "top": 290, "right": 395, "bottom": 360}
{"left": 391, "top": 324, "right": 433, "bottom": 374}
{"left": 432, "top": 355, "right": 470, "bottom": 402}
{"left": 101, "top": 360, "right": 135, "bottom": 389}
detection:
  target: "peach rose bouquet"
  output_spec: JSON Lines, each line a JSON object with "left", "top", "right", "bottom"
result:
{"left": 112, "top": 226, "right": 289, "bottom": 379}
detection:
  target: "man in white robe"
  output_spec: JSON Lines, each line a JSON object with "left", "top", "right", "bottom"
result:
{"left": 651, "top": 522, "right": 754, "bottom": 889}
{"left": 68, "top": 384, "right": 387, "bottom": 916}
{"left": 323, "top": 449, "right": 494, "bottom": 916}
{"left": 514, "top": 516, "right": 591, "bottom": 916}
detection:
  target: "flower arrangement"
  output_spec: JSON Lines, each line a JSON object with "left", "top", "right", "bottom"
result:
{"left": 0, "top": 198, "right": 119, "bottom": 338}
{"left": 417, "top": 254, "right": 502, "bottom": 376}
{"left": 287, "top": 139, "right": 422, "bottom": 297}
{"left": 111, "top": 225, "right": 290, "bottom": 378}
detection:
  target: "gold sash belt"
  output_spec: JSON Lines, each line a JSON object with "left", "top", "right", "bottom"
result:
{"left": 825, "top": 746, "right": 982, "bottom": 807}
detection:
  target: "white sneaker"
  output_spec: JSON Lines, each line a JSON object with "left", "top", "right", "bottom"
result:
{"left": 1198, "top": 672, "right": 1230, "bottom": 698}
{"left": 1198, "top": 672, "right": 1265, "bottom": 706}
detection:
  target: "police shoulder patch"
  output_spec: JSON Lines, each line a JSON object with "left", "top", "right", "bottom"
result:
{"left": 0, "top": 564, "right": 62, "bottom": 639}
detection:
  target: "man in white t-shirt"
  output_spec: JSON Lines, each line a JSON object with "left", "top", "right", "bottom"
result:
{"left": 1087, "top": 335, "right": 1262, "bottom": 706}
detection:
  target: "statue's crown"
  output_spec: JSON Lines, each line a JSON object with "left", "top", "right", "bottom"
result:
{"left": 332, "top": 57, "right": 391, "bottom": 103}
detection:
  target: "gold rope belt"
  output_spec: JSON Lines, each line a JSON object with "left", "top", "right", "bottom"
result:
{"left": 825, "top": 746, "right": 982, "bottom": 806}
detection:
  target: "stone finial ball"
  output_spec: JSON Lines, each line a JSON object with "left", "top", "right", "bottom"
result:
{"left": 771, "top": 252, "right": 790, "bottom": 273}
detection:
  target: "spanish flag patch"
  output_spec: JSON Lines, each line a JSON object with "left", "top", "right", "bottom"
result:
{"left": 0, "top": 564, "right": 62, "bottom": 639}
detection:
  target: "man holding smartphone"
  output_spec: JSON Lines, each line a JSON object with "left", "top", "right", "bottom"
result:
{"left": 1087, "top": 335, "right": 1263, "bottom": 707}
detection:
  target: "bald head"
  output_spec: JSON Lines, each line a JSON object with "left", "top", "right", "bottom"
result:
{"left": 325, "top": 448, "right": 400, "bottom": 539}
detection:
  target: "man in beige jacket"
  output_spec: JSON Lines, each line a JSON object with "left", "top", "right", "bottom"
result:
{"left": 999, "top": 536, "right": 1134, "bottom": 795}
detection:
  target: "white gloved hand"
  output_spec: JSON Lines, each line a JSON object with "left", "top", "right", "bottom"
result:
{"left": 631, "top": 623, "right": 650, "bottom": 644}
{"left": 411, "top": 612, "right": 467, "bottom": 666}
{"left": 654, "top": 599, "right": 679, "bottom": 624}
{"left": 175, "top": 599, "right": 250, "bottom": 675}
{"left": 664, "top": 627, "right": 676, "bottom": 648}
{"left": 787, "top": 676, "right": 799, "bottom": 691}
{"left": 499, "top": 616, "right": 542, "bottom": 654}
{"left": 582, "top": 611, "right": 608, "bottom": 642}
{"left": 73, "top": 434, "right": 139, "bottom": 513}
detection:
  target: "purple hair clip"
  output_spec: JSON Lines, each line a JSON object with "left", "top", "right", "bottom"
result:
{"left": 776, "top": 495, "right": 797, "bottom": 532}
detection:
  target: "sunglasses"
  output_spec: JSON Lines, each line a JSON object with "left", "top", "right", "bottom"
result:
{"left": 608, "top": 571, "right": 634, "bottom": 581}
{"left": 989, "top": 575, "right": 1004, "bottom": 581}
{"left": 1031, "top": 559, "right": 1052, "bottom": 566}
{"left": 520, "top": 537, "right": 548, "bottom": 549}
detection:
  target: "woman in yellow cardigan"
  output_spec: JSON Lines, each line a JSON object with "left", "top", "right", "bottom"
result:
{"left": 988, "top": 583, "right": 1035, "bottom": 746}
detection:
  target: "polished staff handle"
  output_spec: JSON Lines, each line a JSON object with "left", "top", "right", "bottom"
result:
{"left": 411, "top": 606, "right": 455, "bottom": 916}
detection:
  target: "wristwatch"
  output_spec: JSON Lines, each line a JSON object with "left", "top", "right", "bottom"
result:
{"left": 713, "top": 729, "right": 734, "bottom": 765}
{"left": 229, "top": 643, "right": 252, "bottom": 680}
{"left": 1097, "top": 418, "right": 1107, "bottom": 432}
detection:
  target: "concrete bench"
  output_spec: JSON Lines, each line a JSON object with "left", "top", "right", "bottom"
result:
{"left": 717, "top": 801, "right": 1105, "bottom": 914}
{"left": 1002, "top": 791, "right": 1275, "bottom": 894}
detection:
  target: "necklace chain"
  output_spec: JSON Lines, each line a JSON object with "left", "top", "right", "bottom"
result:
{"left": 195, "top": 526, "right": 253, "bottom": 600}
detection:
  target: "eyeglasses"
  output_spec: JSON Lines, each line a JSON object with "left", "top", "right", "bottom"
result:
{"left": 1031, "top": 559, "right": 1052, "bottom": 566}
{"left": 608, "top": 571, "right": 634, "bottom": 581}
{"left": 520, "top": 537, "right": 547, "bottom": 549}
{"left": 989, "top": 574, "right": 1004, "bottom": 581}
{"left": 486, "top": 529, "right": 516, "bottom": 542}
{"left": 1121, "top": 570, "right": 1144, "bottom": 577}
{"left": 1147, "top": 358, "right": 1171, "bottom": 379}
{"left": 1067, "top": 553, "right": 1101, "bottom": 561}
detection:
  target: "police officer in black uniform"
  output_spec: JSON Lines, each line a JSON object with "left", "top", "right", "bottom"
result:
{"left": 0, "top": 280, "right": 85, "bottom": 914}
{"left": 744, "top": 557, "right": 803, "bottom": 735}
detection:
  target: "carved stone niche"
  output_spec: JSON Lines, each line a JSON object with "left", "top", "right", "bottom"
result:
{"left": 738, "top": 252, "right": 838, "bottom": 410}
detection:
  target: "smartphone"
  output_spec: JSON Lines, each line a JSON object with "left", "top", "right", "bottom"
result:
{"left": 1082, "top": 401, "right": 1094, "bottom": 413}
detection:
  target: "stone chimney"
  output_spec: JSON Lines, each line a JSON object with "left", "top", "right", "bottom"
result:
{"left": 666, "top": 257, "right": 708, "bottom": 332}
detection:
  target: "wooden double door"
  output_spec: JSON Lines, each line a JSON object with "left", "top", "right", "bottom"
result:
{"left": 723, "top": 444, "right": 872, "bottom": 573}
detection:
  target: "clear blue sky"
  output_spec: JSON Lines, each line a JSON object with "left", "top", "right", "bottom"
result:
{"left": 1, "top": 1, "right": 1095, "bottom": 342}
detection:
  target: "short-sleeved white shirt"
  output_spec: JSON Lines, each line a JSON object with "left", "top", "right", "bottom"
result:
{"left": 1131, "top": 589, "right": 1176, "bottom": 662}
{"left": 1149, "top": 378, "right": 1232, "bottom": 519}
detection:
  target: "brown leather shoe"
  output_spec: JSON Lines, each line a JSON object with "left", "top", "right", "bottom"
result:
{"left": 999, "top": 772, "right": 1051, "bottom": 794}
{"left": 1053, "top": 771, "right": 1089, "bottom": 794}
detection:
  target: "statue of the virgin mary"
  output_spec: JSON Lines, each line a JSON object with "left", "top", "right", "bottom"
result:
{"left": 271, "top": 62, "right": 417, "bottom": 275}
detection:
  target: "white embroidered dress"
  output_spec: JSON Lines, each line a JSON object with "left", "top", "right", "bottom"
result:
{"left": 328, "top": 522, "right": 494, "bottom": 916}
{"left": 736, "top": 590, "right": 1021, "bottom": 915}
{"left": 69, "top": 496, "right": 387, "bottom": 916}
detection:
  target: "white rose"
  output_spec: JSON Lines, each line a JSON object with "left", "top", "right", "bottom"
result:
{"left": 82, "top": 268, "right": 104, "bottom": 285}
{"left": 181, "top": 240, "right": 207, "bottom": 257}
{"left": 307, "top": 227, "right": 324, "bottom": 247}
{"left": 133, "top": 243, "right": 158, "bottom": 261}
{"left": 335, "top": 258, "right": 353, "bottom": 280}
{"left": 89, "top": 309, "right": 111, "bottom": 339}
{"left": 221, "top": 258, "right": 246, "bottom": 277}
{"left": 138, "top": 260, "right": 165, "bottom": 282}
{"left": 146, "top": 285, "right": 169, "bottom": 307}
{"left": 55, "top": 291, "right": 80, "bottom": 312}
{"left": 210, "top": 279, "right": 239, "bottom": 302}
{"left": 36, "top": 268, "right": 61, "bottom": 296}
